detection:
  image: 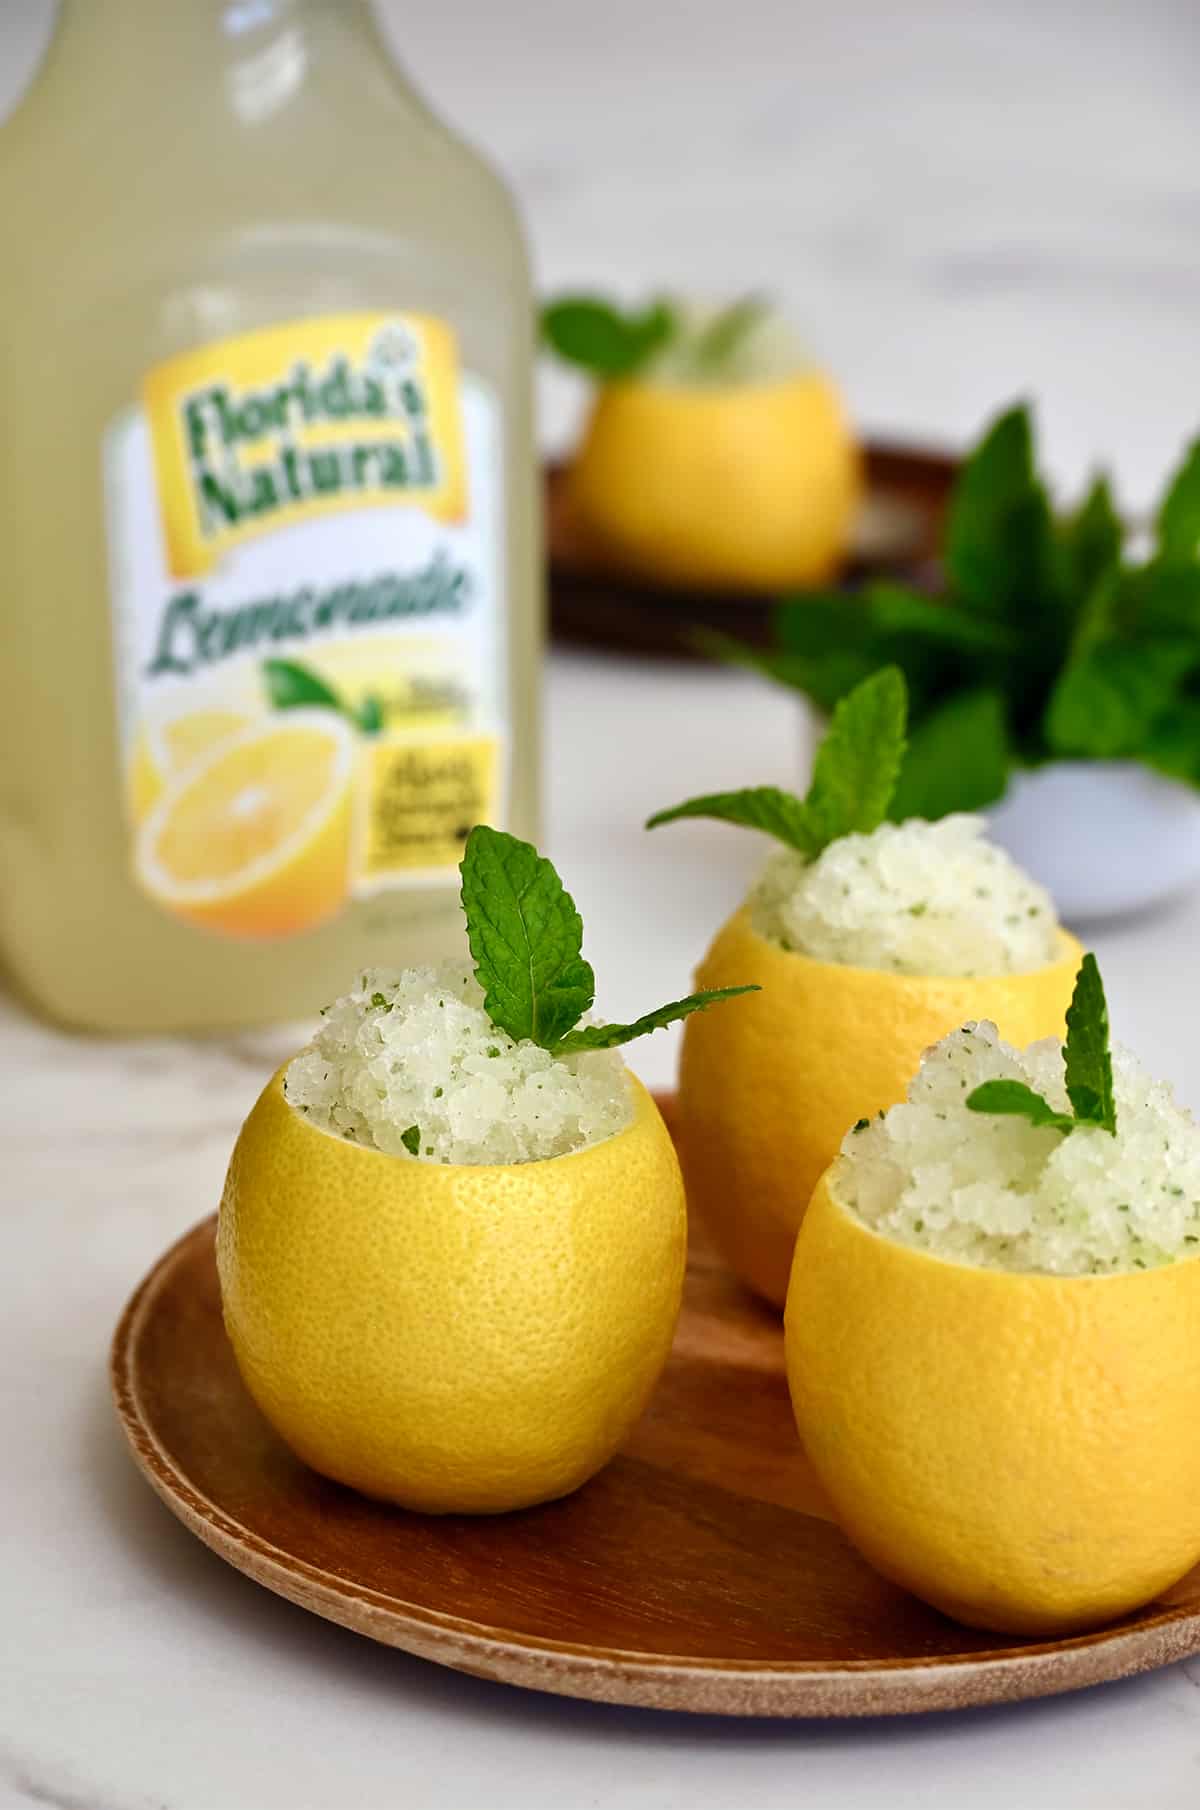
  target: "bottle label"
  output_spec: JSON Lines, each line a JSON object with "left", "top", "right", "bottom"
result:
{"left": 104, "top": 312, "right": 506, "bottom": 940}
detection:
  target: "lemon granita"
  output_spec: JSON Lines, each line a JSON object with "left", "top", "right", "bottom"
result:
{"left": 837, "top": 1018, "right": 1200, "bottom": 1277}
{"left": 750, "top": 814, "right": 1057, "bottom": 977}
{"left": 285, "top": 963, "right": 632, "bottom": 1166}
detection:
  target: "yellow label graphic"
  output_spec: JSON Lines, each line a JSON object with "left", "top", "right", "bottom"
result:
{"left": 361, "top": 735, "right": 500, "bottom": 880}
{"left": 144, "top": 313, "right": 468, "bottom": 577}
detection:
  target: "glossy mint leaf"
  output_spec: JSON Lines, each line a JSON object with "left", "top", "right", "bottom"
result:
{"left": 965, "top": 1080, "right": 1076, "bottom": 1134}
{"left": 889, "top": 689, "right": 1009, "bottom": 821}
{"left": 540, "top": 295, "right": 675, "bottom": 378}
{"left": 1064, "top": 952, "right": 1117, "bottom": 1135}
{"left": 1045, "top": 640, "right": 1196, "bottom": 759}
{"left": 1156, "top": 437, "right": 1200, "bottom": 563}
{"left": 460, "top": 826, "right": 595, "bottom": 1048}
{"left": 645, "top": 785, "right": 818, "bottom": 855}
{"left": 262, "top": 658, "right": 346, "bottom": 714}
{"left": 1063, "top": 475, "right": 1123, "bottom": 598}
{"left": 800, "top": 665, "right": 908, "bottom": 853}
{"left": 551, "top": 986, "right": 759, "bottom": 1054}
{"left": 946, "top": 404, "right": 1064, "bottom": 631}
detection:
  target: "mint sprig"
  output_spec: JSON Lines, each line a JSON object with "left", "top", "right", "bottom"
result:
{"left": 645, "top": 666, "right": 907, "bottom": 858}
{"left": 540, "top": 296, "right": 676, "bottom": 379}
{"left": 460, "top": 826, "right": 756, "bottom": 1054}
{"left": 966, "top": 953, "right": 1117, "bottom": 1138}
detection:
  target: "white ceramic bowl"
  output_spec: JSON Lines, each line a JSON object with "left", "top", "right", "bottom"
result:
{"left": 987, "top": 760, "right": 1200, "bottom": 922}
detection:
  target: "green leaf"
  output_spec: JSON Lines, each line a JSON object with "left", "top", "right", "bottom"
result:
{"left": 400, "top": 1125, "right": 421, "bottom": 1157}
{"left": 262, "top": 658, "right": 346, "bottom": 714}
{"left": 965, "top": 1080, "right": 1076, "bottom": 1134}
{"left": 1062, "top": 475, "right": 1123, "bottom": 599}
{"left": 865, "top": 583, "right": 1015, "bottom": 653}
{"left": 800, "top": 665, "right": 908, "bottom": 853}
{"left": 645, "top": 785, "right": 818, "bottom": 855}
{"left": 889, "top": 689, "right": 1010, "bottom": 821}
{"left": 691, "top": 295, "right": 769, "bottom": 374}
{"left": 1045, "top": 640, "right": 1197, "bottom": 758}
{"left": 460, "top": 826, "right": 595, "bottom": 1048}
{"left": 647, "top": 668, "right": 908, "bottom": 858}
{"left": 1063, "top": 952, "right": 1117, "bottom": 1135}
{"left": 1156, "top": 437, "right": 1200, "bottom": 563}
{"left": 552, "top": 986, "right": 759, "bottom": 1053}
{"left": 540, "top": 295, "right": 675, "bottom": 378}
{"left": 1143, "top": 696, "right": 1200, "bottom": 785}
{"left": 1133, "top": 560, "right": 1200, "bottom": 636}
{"left": 945, "top": 404, "right": 1064, "bottom": 631}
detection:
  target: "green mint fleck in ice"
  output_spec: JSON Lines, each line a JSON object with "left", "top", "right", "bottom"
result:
{"left": 460, "top": 825, "right": 757, "bottom": 1053}
{"left": 966, "top": 953, "right": 1117, "bottom": 1138}
{"left": 645, "top": 667, "right": 908, "bottom": 860}
{"left": 400, "top": 1125, "right": 421, "bottom": 1157}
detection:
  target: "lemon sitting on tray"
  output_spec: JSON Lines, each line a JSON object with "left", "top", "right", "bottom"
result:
{"left": 136, "top": 709, "right": 355, "bottom": 938}
{"left": 649, "top": 668, "right": 1080, "bottom": 1307}
{"left": 217, "top": 826, "right": 754, "bottom": 1513}
{"left": 543, "top": 293, "right": 860, "bottom": 591}
{"left": 786, "top": 958, "right": 1200, "bottom": 1635}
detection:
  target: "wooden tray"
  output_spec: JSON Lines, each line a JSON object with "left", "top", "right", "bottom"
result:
{"left": 546, "top": 441, "right": 956, "bottom": 659}
{"left": 111, "top": 1119, "right": 1200, "bottom": 1720}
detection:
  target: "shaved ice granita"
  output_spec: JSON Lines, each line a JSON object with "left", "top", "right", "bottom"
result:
{"left": 648, "top": 667, "right": 1081, "bottom": 1305}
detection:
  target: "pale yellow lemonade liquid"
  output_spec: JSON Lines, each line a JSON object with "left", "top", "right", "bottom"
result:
{"left": 0, "top": 0, "right": 540, "bottom": 1030}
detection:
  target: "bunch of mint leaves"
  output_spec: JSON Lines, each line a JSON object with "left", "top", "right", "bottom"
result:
{"left": 459, "top": 826, "right": 757, "bottom": 1053}
{"left": 719, "top": 404, "right": 1200, "bottom": 815}
{"left": 647, "top": 665, "right": 908, "bottom": 856}
{"left": 966, "top": 952, "right": 1117, "bottom": 1137}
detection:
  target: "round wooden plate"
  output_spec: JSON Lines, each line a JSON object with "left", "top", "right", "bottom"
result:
{"left": 111, "top": 1110, "right": 1200, "bottom": 1719}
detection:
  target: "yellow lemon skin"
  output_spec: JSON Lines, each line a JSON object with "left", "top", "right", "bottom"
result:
{"left": 678, "top": 910, "right": 1084, "bottom": 1308}
{"left": 785, "top": 1171, "right": 1200, "bottom": 1635}
{"left": 565, "top": 371, "right": 860, "bottom": 593}
{"left": 217, "top": 1073, "right": 687, "bottom": 1514}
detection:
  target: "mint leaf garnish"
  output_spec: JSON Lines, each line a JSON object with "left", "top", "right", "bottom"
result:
{"left": 1063, "top": 952, "right": 1117, "bottom": 1134}
{"left": 647, "top": 667, "right": 907, "bottom": 860}
{"left": 801, "top": 665, "right": 907, "bottom": 851}
{"left": 400, "top": 1125, "right": 421, "bottom": 1156}
{"left": 540, "top": 296, "right": 676, "bottom": 378}
{"left": 966, "top": 954, "right": 1117, "bottom": 1140}
{"left": 459, "top": 827, "right": 757, "bottom": 1054}
{"left": 965, "top": 1080, "right": 1076, "bottom": 1133}
{"left": 552, "top": 987, "right": 758, "bottom": 1054}
{"left": 691, "top": 295, "right": 769, "bottom": 375}
{"left": 645, "top": 785, "right": 817, "bottom": 854}
{"left": 460, "top": 826, "right": 595, "bottom": 1047}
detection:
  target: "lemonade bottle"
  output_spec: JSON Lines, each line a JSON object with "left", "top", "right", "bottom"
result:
{"left": 0, "top": 0, "right": 540, "bottom": 1031}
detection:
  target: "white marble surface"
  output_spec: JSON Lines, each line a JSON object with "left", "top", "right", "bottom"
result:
{"left": 4, "top": 3, "right": 1200, "bottom": 1808}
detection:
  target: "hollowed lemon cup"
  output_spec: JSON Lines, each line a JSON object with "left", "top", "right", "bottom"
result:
{"left": 786, "top": 1169, "right": 1200, "bottom": 1635}
{"left": 217, "top": 1072, "right": 686, "bottom": 1514}
{"left": 678, "top": 909, "right": 1083, "bottom": 1307}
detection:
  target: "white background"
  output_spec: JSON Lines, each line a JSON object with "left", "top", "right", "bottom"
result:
{"left": 3, "top": 5, "right": 1200, "bottom": 1808}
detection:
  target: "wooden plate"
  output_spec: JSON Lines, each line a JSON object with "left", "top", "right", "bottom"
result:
{"left": 111, "top": 1107, "right": 1200, "bottom": 1719}
{"left": 546, "top": 441, "right": 956, "bottom": 659}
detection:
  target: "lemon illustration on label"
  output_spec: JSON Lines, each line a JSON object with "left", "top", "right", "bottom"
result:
{"left": 135, "top": 711, "right": 355, "bottom": 938}
{"left": 128, "top": 708, "right": 252, "bottom": 823}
